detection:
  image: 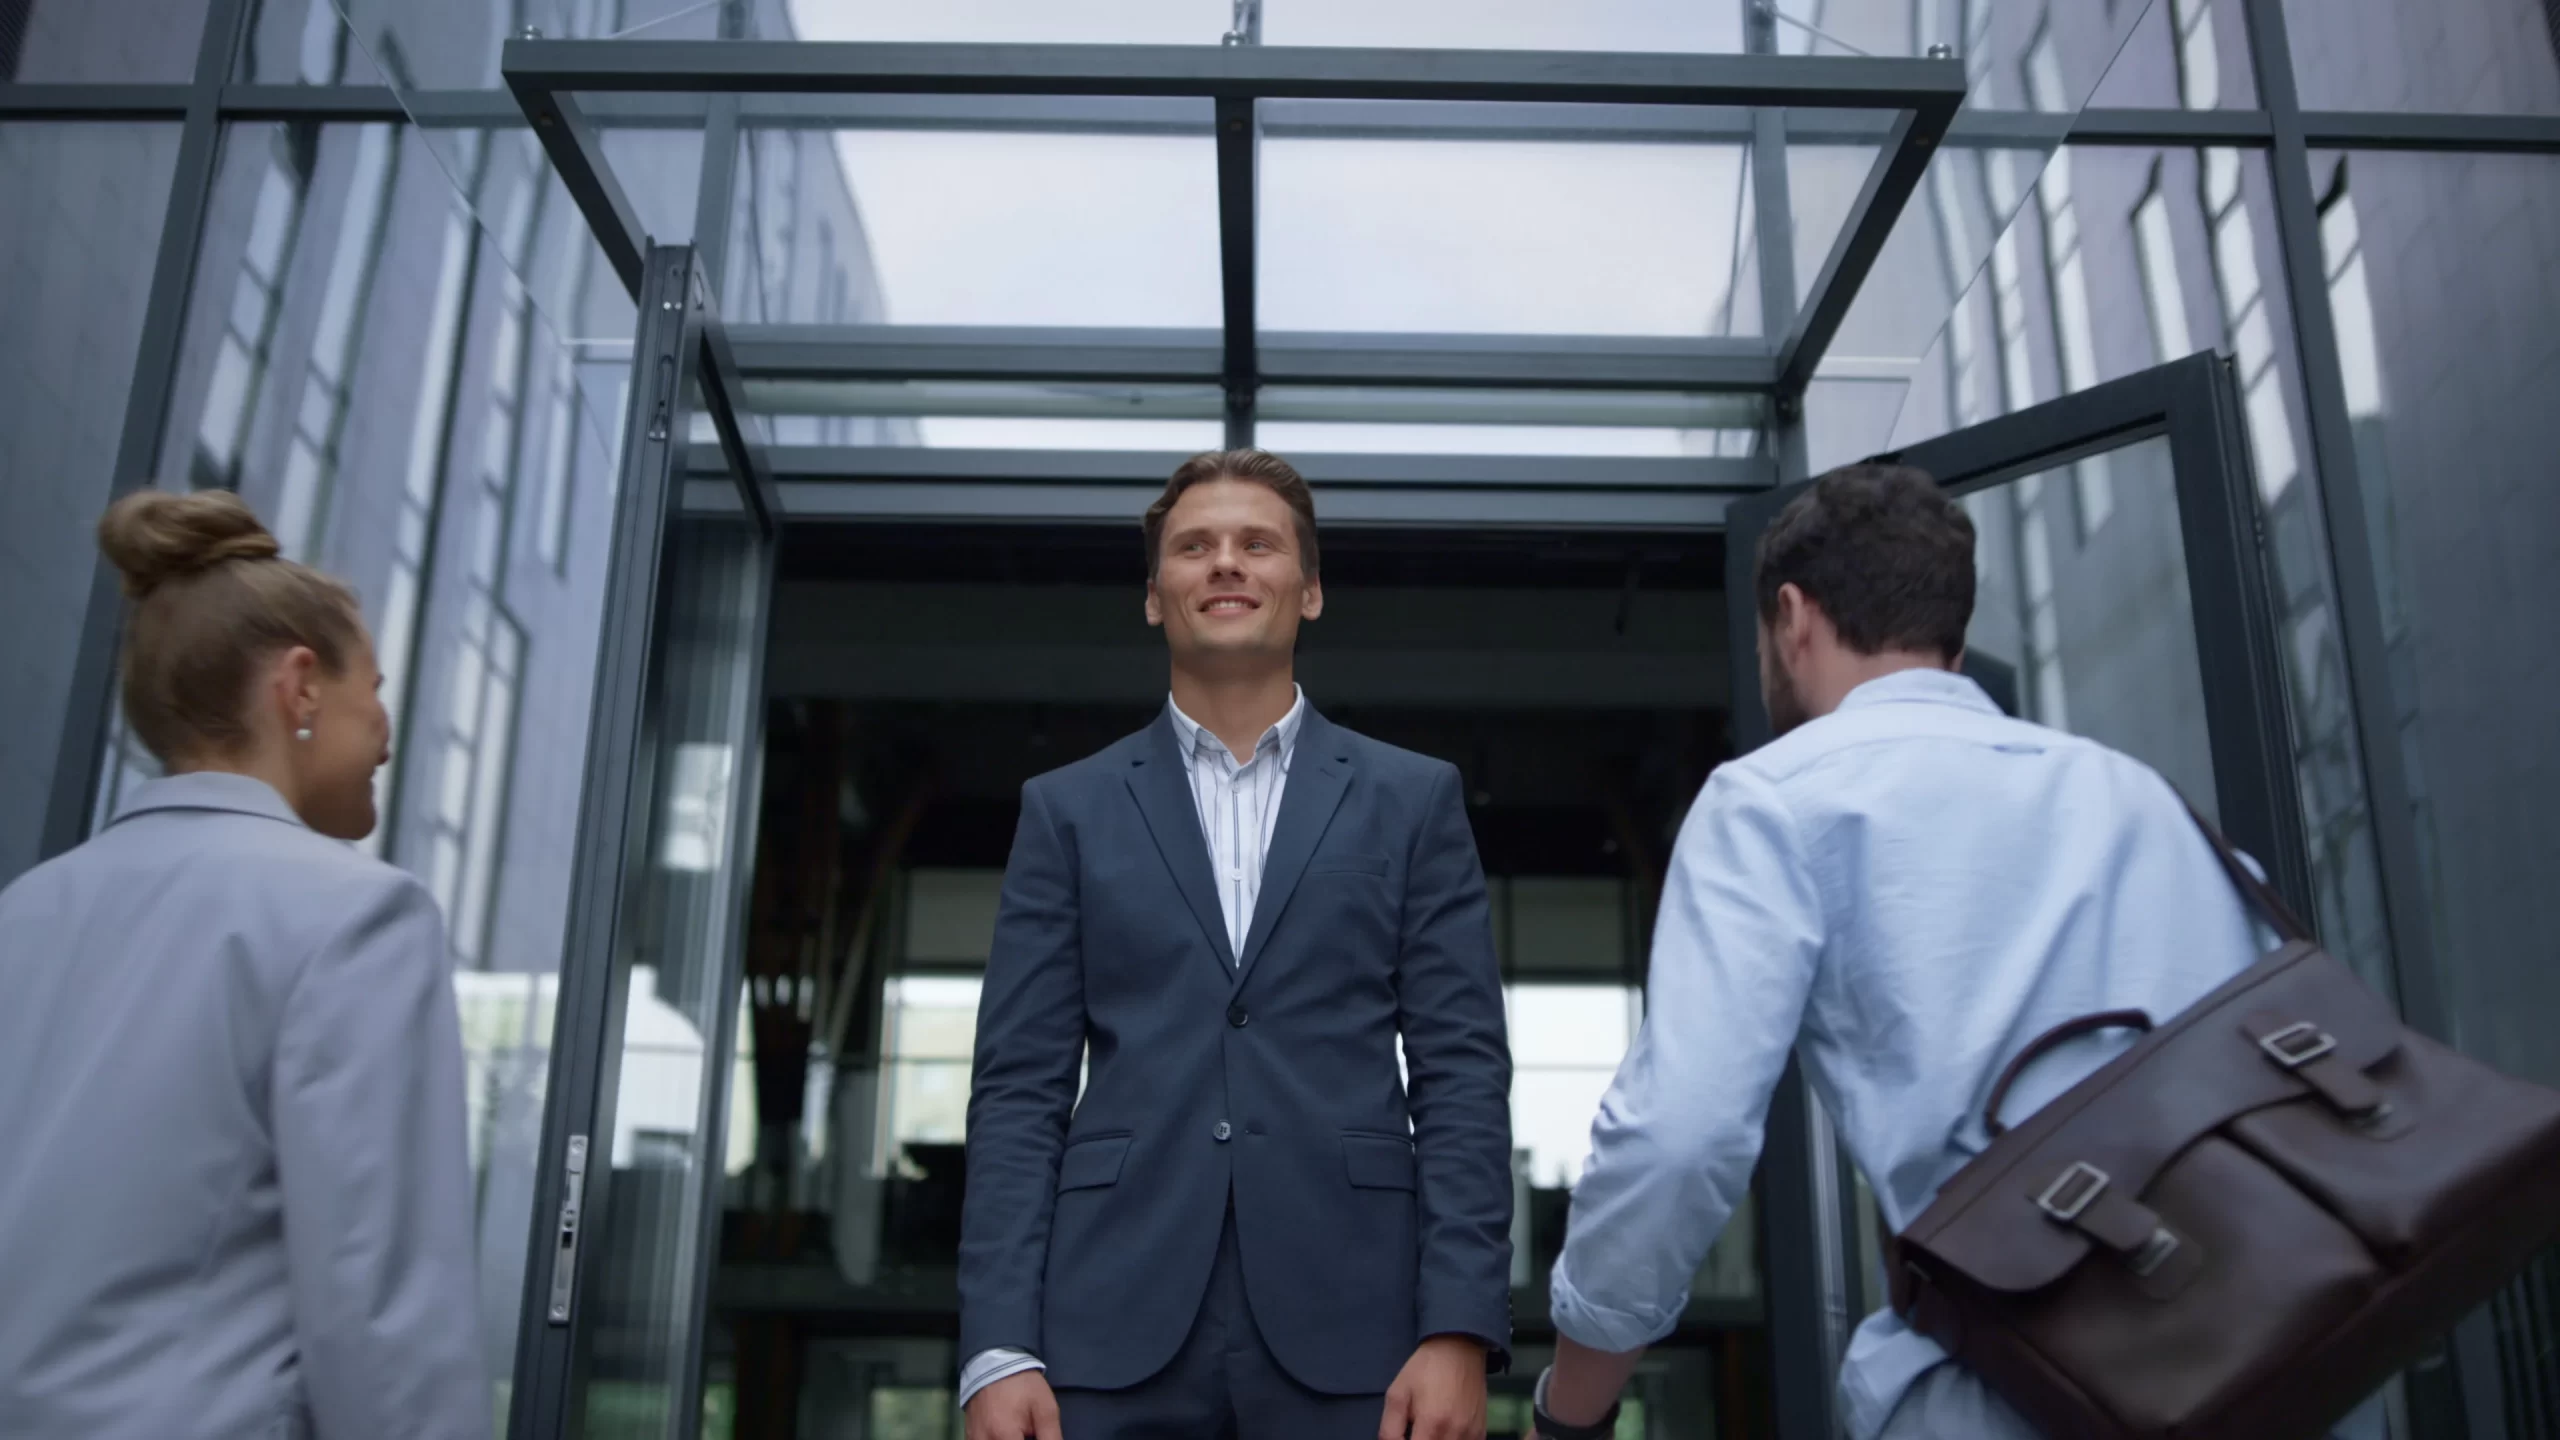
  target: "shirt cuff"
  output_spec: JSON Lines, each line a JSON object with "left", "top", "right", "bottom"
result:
{"left": 957, "top": 1347, "right": 1045, "bottom": 1411}
{"left": 1547, "top": 1255, "right": 1685, "bottom": 1356}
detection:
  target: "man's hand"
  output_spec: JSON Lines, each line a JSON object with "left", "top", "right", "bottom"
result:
{"left": 965, "top": 1369, "right": 1062, "bottom": 1440}
{"left": 1377, "top": 1334, "right": 1488, "bottom": 1440}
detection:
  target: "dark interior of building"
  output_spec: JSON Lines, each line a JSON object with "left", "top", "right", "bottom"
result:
{"left": 684, "top": 520, "right": 1763, "bottom": 1438}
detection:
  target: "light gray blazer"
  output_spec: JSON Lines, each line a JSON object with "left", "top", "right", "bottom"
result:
{"left": 0, "top": 772, "right": 491, "bottom": 1440}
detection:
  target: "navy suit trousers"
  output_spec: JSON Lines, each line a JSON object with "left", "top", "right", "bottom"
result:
{"left": 1053, "top": 1203, "right": 1387, "bottom": 1440}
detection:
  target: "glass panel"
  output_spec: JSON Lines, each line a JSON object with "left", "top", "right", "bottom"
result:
{"left": 234, "top": 0, "right": 387, "bottom": 83}
{"left": 728, "top": 125, "right": 1220, "bottom": 327}
{"left": 1265, "top": 0, "right": 1748, "bottom": 52}
{"left": 2310, "top": 148, "right": 2560, "bottom": 1425}
{"left": 0, "top": 123, "right": 182, "bottom": 883}
{"left": 594, "top": 124, "right": 708, "bottom": 246}
{"left": 1507, "top": 982, "right": 1635, "bottom": 1187}
{"left": 902, "top": 416, "right": 1228, "bottom": 450}
{"left": 1258, "top": 421, "right": 1760, "bottom": 457}
{"left": 2284, "top": 0, "right": 2560, "bottom": 114}
{"left": 1259, "top": 133, "right": 1763, "bottom": 336}
{"left": 1877, "top": 145, "right": 2394, "bottom": 995}
{"left": 2085, "top": 0, "right": 2258, "bottom": 110}
{"left": 1785, "top": 143, "right": 1884, "bottom": 310}
{"left": 121, "top": 114, "right": 634, "bottom": 1417}
{"left": 788, "top": 0, "right": 1232, "bottom": 45}
{"left": 1809, "top": 0, "right": 2148, "bottom": 396}
{"left": 1958, "top": 435, "right": 2219, "bottom": 812}
{"left": 2308, "top": 149, "right": 2560, "bottom": 1085}
{"left": 1, "top": 0, "right": 211, "bottom": 80}
{"left": 582, "top": 514, "right": 768, "bottom": 1438}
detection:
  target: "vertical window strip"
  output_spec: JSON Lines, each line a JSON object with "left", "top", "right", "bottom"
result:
{"left": 277, "top": 122, "right": 402, "bottom": 562}
{"left": 367, "top": 199, "right": 475, "bottom": 860}
{"left": 2024, "top": 35, "right": 2114, "bottom": 538}
{"left": 2133, "top": 180, "right": 2195, "bottom": 364}
{"left": 1976, "top": 138, "right": 2070, "bottom": 730}
{"left": 195, "top": 128, "right": 317, "bottom": 491}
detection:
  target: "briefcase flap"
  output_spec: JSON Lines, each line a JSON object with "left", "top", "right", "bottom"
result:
{"left": 1902, "top": 942, "right": 2404, "bottom": 1295}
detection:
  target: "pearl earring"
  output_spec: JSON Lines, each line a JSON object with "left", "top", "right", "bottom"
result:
{"left": 295, "top": 722, "right": 315, "bottom": 742}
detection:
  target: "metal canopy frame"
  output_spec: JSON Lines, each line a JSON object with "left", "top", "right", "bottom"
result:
{"left": 500, "top": 37, "right": 1968, "bottom": 428}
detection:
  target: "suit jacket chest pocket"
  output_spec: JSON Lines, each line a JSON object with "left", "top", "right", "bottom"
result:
{"left": 1294, "top": 851, "right": 1398, "bottom": 959}
{"left": 1305, "top": 852, "right": 1390, "bottom": 880}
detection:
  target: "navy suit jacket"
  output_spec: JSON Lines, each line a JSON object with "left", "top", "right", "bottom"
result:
{"left": 957, "top": 706, "right": 1514, "bottom": 1395}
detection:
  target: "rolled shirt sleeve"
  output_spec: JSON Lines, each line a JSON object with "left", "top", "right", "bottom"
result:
{"left": 1548, "top": 762, "right": 1825, "bottom": 1353}
{"left": 272, "top": 873, "right": 492, "bottom": 1440}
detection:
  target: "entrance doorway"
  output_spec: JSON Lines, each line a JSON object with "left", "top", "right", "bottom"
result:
{"left": 705, "top": 520, "right": 1747, "bottom": 1437}
{"left": 492, "top": 35, "right": 2314, "bottom": 1440}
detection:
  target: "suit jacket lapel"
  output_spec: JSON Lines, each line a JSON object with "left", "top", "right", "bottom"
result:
{"left": 1124, "top": 713, "right": 1237, "bottom": 972}
{"left": 1234, "top": 710, "right": 1351, "bottom": 991}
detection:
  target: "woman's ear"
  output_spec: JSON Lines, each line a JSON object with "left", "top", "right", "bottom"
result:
{"left": 271, "top": 645, "right": 323, "bottom": 730}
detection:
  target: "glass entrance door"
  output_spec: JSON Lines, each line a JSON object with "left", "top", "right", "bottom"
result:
{"left": 508, "top": 245, "right": 779, "bottom": 1440}
{"left": 1724, "top": 351, "right": 2317, "bottom": 1437}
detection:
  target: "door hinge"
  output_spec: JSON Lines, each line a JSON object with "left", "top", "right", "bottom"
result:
{"left": 545, "top": 1134, "right": 589, "bottom": 1326}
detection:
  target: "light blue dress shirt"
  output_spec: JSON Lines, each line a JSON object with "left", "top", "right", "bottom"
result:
{"left": 1547, "top": 669, "right": 2380, "bottom": 1438}
{"left": 957, "top": 689, "right": 1307, "bottom": 1409}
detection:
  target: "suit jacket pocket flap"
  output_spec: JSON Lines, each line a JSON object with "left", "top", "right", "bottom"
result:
{"left": 1343, "top": 1133, "right": 1417, "bottom": 1190}
{"left": 1310, "top": 852, "right": 1390, "bottom": 877}
{"left": 1058, "top": 1135, "right": 1132, "bottom": 1192}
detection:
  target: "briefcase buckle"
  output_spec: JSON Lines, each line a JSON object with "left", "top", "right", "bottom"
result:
{"left": 2036, "top": 1161, "right": 2110, "bottom": 1223}
{"left": 2258, "top": 1020, "right": 2338, "bottom": 1070}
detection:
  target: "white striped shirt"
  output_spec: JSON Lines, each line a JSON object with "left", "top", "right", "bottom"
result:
{"left": 1166, "top": 687, "right": 1307, "bottom": 961}
{"left": 956, "top": 687, "right": 1308, "bottom": 1409}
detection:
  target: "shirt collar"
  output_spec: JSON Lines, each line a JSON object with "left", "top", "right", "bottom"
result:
{"left": 1833, "top": 666, "right": 2001, "bottom": 717}
{"left": 109, "top": 770, "right": 309, "bottom": 831}
{"left": 1167, "top": 685, "right": 1307, "bottom": 772}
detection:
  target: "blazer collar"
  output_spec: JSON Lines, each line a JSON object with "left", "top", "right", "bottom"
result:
{"left": 110, "top": 771, "right": 309, "bottom": 831}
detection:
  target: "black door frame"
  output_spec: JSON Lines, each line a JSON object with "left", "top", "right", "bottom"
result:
{"left": 507, "top": 243, "right": 780, "bottom": 1440}
{"left": 1726, "top": 350, "right": 2316, "bottom": 1438}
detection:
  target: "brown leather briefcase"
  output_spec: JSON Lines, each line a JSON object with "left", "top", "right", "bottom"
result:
{"left": 1887, "top": 810, "right": 2560, "bottom": 1439}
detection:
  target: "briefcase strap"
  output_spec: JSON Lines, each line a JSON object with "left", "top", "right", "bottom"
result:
{"left": 1880, "top": 794, "right": 2314, "bottom": 1315}
{"left": 2178, "top": 798, "right": 2312, "bottom": 944}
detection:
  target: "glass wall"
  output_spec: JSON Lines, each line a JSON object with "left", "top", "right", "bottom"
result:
{"left": 1883, "top": 137, "right": 2396, "bottom": 994}
{"left": 2308, "top": 149, "right": 2560, "bottom": 1429}
{"left": 0, "top": 123, "right": 181, "bottom": 882}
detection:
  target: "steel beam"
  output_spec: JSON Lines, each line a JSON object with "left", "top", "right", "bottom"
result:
{"left": 725, "top": 325, "right": 1778, "bottom": 392}
{"left": 2299, "top": 109, "right": 2560, "bottom": 154}
{"left": 1776, "top": 104, "right": 1952, "bottom": 395}
{"left": 0, "top": 83, "right": 192, "bottom": 118}
{"left": 1259, "top": 331, "right": 1777, "bottom": 391}
{"left": 1215, "top": 96, "right": 1260, "bottom": 445}
{"left": 684, "top": 478, "right": 1747, "bottom": 530}
{"left": 40, "top": 0, "right": 250, "bottom": 864}
{"left": 697, "top": 325, "right": 783, "bottom": 536}
{"left": 692, "top": 444, "right": 1770, "bottom": 490}
{"left": 24, "top": 79, "right": 2560, "bottom": 158}
{"left": 506, "top": 84, "right": 652, "bottom": 295}
{"left": 503, "top": 39, "right": 1969, "bottom": 110}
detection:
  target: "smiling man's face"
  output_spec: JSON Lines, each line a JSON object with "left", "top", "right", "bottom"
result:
{"left": 1145, "top": 477, "right": 1323, "bottom": 674}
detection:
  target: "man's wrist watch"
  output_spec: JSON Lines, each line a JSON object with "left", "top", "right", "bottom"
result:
{"left": 1531, "top": 1365, "right": 1621, "bottom": 1440}
{"left": 1532, "top": 1398, "right": 1620, "bottom": 1440}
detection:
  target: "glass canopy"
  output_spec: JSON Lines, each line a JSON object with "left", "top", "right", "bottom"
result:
{"left": 330, "top": 0, "right": 2158, "bottom": 467}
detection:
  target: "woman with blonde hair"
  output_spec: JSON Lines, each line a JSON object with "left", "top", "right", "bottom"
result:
{"left": 0, "top": 489, "right": 490, "bottom": 1439}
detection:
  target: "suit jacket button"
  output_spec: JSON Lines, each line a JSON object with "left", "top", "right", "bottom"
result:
{"left": 1227, "top": 1004, "right": 1249, "bottom": 1028}
{"left": 1213, "top": 1121, "right": 1233, "bottom": 1142}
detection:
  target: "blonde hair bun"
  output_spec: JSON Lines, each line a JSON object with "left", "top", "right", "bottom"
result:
{"left": 97, "top": 489, "right": 283, "bottom": 598}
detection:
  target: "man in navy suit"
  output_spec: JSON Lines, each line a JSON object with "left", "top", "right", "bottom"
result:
{"left": 957, "top": 450, "right": 1514, "bottom": 1440}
